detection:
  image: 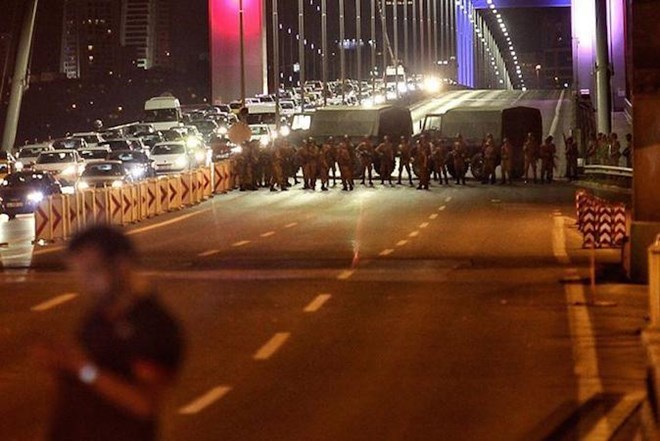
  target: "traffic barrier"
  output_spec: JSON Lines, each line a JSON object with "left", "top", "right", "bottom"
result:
{"left": 108, "top": 188, "right": 124, "bottom": 226}
{"left": 137, "top": 181, "right": 148, "bottom": 221}
{"left": 158, "top": 177, "right": 170, "bottom": 212}
{"left": 180, "top": 172, "right": 194, "bottom": 206}
{"left": 213, "top": 162, "right": 227, "bottom": 194}
{"left": 650, "top": 236, "right": 660, "bottom": 326}
{"left": 94, "top": 188, "right": 110, "bottom": 224}
{"left": 146, "top": 178, "right": 158, "bottom": 217}
{"left": 597, "top": 204, "right": 613, "bottom": 248}
{"left": 612, "top": 203, "right": 627, "bottom": 247}
{"left": 50, "top": 194, "right": 68, "bottom": 241}
{"left": 581, "top": 201, "right": 597, "bottom": 248}
{"left": 66, "top": 192, "right": 83, "bottom": 237}
{"left": 168, "top": 175, "right": 182, "bottom": 210}
{"left": 131, "top": 185, "right": 140, "bottom": 222}
{"left": 575, "top": 189, "right": 589, "bottom": 232}
{"left": 195, "top": 169, "right": 204, "bottom": 203}
{"left": 81, "top": 189, "right": 96, "bottom": 225}
{"left": 201, "top": 166, "right": 212, "bottom": 199}
{"left": 34, "top": 198, "right": 53, "bottom": 243}
{"left": 121, "top": 186, "right": 134, "bottom": 225}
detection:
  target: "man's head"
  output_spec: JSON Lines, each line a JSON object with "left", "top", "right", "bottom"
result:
{"left": 67, "top": 225, "right": 137, "bottom": 298}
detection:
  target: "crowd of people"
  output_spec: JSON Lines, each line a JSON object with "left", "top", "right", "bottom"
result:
{"left": 230, "top": 130, "right": 624, "bottom": 192}
{"left": 585, "top": 132, "right": 633, "bottom": 168}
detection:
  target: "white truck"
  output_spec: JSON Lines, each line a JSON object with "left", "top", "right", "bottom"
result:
{"left": 144, "top": 96, "right": 183, "bottom": 132}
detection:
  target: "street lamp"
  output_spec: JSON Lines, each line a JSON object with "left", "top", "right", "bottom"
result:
{"left": 535, "top": 64, "right": 542, "bottom": 89}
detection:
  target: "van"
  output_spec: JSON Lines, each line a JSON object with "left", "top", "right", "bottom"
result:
{"left": 144, "top": 96, "right": 183, "bottom": 132}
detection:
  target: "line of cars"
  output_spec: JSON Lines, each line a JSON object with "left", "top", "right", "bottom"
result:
{"left": 1, "top": 122, "right": 213, "bottom": 220}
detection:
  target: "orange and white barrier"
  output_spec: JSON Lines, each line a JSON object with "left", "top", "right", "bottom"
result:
{"left": 33, "top": 161, "right": 236, "bottom": 242}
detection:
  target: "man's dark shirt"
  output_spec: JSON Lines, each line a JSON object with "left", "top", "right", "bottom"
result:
{"left": 49, "top": 295, "right": 183, "bottom": 441}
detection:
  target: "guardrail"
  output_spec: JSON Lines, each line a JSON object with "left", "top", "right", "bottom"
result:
{"left": 583, "top": 164, "right": 633, "bottom": 178}
{"left": 33, "top": 159, "right": 236, "bottom": 243}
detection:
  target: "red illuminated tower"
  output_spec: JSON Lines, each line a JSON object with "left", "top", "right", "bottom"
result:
{"left": 209, "top": 0, "right": 266, "bottom": 105}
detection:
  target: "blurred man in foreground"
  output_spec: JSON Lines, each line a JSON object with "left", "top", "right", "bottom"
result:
{"left": 36, "top": 225, "right": 184, "bottom": 441}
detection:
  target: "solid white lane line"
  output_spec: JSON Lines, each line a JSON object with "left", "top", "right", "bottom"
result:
{"left": 419, "top": 222, "right": 429, "bottom": 229}
{"left": 260, "top": 231, "right": 276, "bottom": 238}
{"left": 254, "top": 333, "right": 291, "bottom": 360}
{"left": 438, "top": 205, "right": 446, "bottom": 211}
{"left": 127, "top": 209, "right": 211, "bottom": 236}
{"left": 179, "top": 386, "right": 232, "bottom": 415}
{"left": 379, "top": 249, "right": 394, "bottom": 256}
{"left": 231, "top": 240, "right": 250, "bottom": 247}
{"left": 284, "top": 222, "right": 298, "bottom": 228}
{"left": 429, "top": 214, "right": 438, "bottom": 220}
{"left": 552, "top": 215, "right": 570, "bottom": 265}
{"left": 565, "top": 282, "right": 603, "bottom": 402}
{"left": 409, "top": 231, "right": 419, "bottom": 238}
{"left": 31, "top": 293, "right": 78, "bottom": 312}
{"left": 198, "top": 249, "right": 220, "bottom": 257}
{"left": 396, "top": 240, "right": 408, "bottom": 247}
{"left": 337, "top": 270, "right": 355, "bottom": 280}
{"left": 444, "top": 197, "right": 452, "bottom": 202}
{"left": 304, "top": 294, "right": 332, "bottom": 313}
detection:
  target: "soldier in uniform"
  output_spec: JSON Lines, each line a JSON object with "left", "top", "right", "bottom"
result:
{"left": 397, "top": 136, "right": 414, "bottom": 186}
{"left": 324, "top": 137, "right": 338, "bottom": 186}
{"left": 318, "top": 138, "right": 334, "bottom": 191}
{"left": 415, "top": 138, "right": 431, "bottom": 190}
{"left": 539, "top": 135, "right": 556, "bottom": 183}
{"left": 337, "top": 136, "right": 354, "bottom": 191}
{"left": 356, "top": 136, "right": 375, "bottom": 186}
{"left": 270, "top": 140, "right": 288, "bottom": 191}
{"left": 564, "top": 134, "right": 579, "bottom": 181}
{"left": 452, "top": 134, "right": 467, "bottom": 185}
{"left": 302, "top": 137, "right": 319, "bottom": 190}
{"left": 500, "top": 137, "right": 513, "bottom": 184}
{"left": 523, "top": 132, "right": 539, "bottom": 183}
{"left": 375, "top": 136, "right": 396, "bottom": 186}
{"left": 481, "top": 137, "right": 498, "bottom": 185}
{"left": 431, "top": 138, "right": 449, "bottom": 185}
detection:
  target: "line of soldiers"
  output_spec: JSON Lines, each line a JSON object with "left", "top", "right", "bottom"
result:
{"left": 233, "top": 133, "right": 477, "bottom": 192}
{"left": 233, "top": 131, "right": 566, "bottom": 191}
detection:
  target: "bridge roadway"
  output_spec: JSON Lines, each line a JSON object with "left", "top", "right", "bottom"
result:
{"left": 1, "top": 90, "right": 645, "bottom": 440}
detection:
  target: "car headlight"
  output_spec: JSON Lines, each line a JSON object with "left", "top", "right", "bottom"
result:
{"left": 129, "top": 167, "right": 144, "bottom": 178}
{"left": 186, "top": 137, "right": 201, "bottom": 148}
{"left": 195, "top": 151, "right": 206, "bottom": 162}
{"left": 111, "top": 180, "right": 124, "bottom": 188}
{"left": 279, "top": 126, "right": 290, "bottom": 137}
{"left": 14, "top": 161, "right": 24, "bottom": 171}
{"left": 61, "top": 165, "right": 77, "bottom": 176}
{"left": 260, "top": 136, "right": 270, "bottom": 146}
{"left": 174, "top": 157, "right": 188, "bottom": 168}
{"left": 219, "top": 127, "right": 228, "bottom": 135}
{"left": 77, "top": 181, "right": 90, "bottom": 191}
{"left": 27, "top": 191, "right": 44, "bottom": 203}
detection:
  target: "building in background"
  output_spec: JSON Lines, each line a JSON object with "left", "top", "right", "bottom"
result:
{"left": 60, "top": 0, "right": 172, "bottom": 80}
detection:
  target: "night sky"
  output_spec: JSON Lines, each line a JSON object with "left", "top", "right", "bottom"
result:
{"left": 1, "top": 0, "right": 566, "bottom": 76}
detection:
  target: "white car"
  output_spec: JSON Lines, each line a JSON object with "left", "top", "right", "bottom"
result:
{"left": 71, "top": 132, "right": 105, "bottom": 148}
{"left": 78, "top": 146, "right": 111, "bottom": 163}
{"left": 33, "top": 149, "right": 84, "bottom": 185}
{"left": 15, "top": 143, "right": 54, "bottom": 168}
{"left": 249, "top": 124, "right": 273, "bottom": 147}
{"left": 150, "top": 142, "right": 191, "bottom": 174}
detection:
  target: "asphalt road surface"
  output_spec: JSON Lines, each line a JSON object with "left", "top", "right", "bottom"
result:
{"left": 0, "top": 91, "right": 644, "bottom": 440}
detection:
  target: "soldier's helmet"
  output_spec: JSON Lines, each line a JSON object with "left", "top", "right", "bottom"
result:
{"left": 307, "top": 137, "right": 315, "bottom": 144}
{"left": 383, "top": 135, "right": 389, "bottom": 142}
{"left": 456, "top": 133, "right": 463, "bottom": 140}
{"left": 327, "top": 136, "right": 334, "bottom": 143}
{"left": 400, "top": 135, "right": 406, "bottom": 141}
{"left": 502, "top": 137, "right": 509, "bottom": 143}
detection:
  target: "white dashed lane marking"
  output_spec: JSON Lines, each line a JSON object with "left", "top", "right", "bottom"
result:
{"left": 396, "top": 240, "right": 408, "bottom": 247}
{"left": 31, "top": 293, "right": 78, "bottom": 312}
{"left": 304, "top": 294, "right": 332, "bottom": 313}
{"left": 409, "top": 231, "right": 420, "bottom": 238}
{"left": 419, "top": 222, "right": 429, "bottom": 229}
{"left": 179, "top": 386, "right": 232, "bottom": 415}
{"left": 438, "top": 205, "right": 446, "bottom": 211}
{"left": 198, "top": 249, "right": 220, "bottom": 257}
{"left": 231, "top": 240, "right": 251, "bottom": 247}
{"left": 379, "top": 249, "right": 394, "bottom": 256}
{"left": 337, "top": 270, "right": 355, "bottom": 280}
{"left": 445, "top": 197, "right": 452, "bottom": 202}
{"left": 254, "top": 333, "right": 291, "bottom": 360}
{"left": 260, "top": 231, "right": 276, "bottom": 238}
{"left": 284, "top": 222, "right": 298, "bottom": 228}
{"left": 429, "top": 214, "right": 438, "bottom": 220}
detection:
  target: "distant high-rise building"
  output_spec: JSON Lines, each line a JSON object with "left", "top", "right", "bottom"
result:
{"left": 60, "top": 0, "right": 172, "bottom": 80}
{"left": 60, "top": 0, "right": 122, "bottom": 79}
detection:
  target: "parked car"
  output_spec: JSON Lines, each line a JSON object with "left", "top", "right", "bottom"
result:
{"left": 33, "top": 149, "right": 83, "bottom": 186}
{"left": 51, "top": 137, "right": 88, "bottom": 150}
{"left": 78, "top": 146, "right": 111, "bottom": 163}
{"left": 70, "top": 132, "right": 105, "bottom": 148}
{"left": 0, "top": 171, "right": 62, "bottom": 219}
{"left": 76, "top": 161, "right": 133, "bottom": 191}
{"left": 108, "top": 150, "right": 156, "bottom": 180}
{"left": 150, "top": 142, "right": 191, "bottom": 174}
{"left": 99, "top": 138, "right": 134, "bottom": 152}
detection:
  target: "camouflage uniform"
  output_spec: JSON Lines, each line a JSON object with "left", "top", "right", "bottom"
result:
{"left": 482, "top": 140, "right": 498, "bottom": 185}
{"left": 500, "top": 138, "right": 513, "bottom": 184}
{"left": 397, "top": 136, "right": 414, "bottom": 186}
{"left": 452, "top": 135, "right": 467, "bottom": 185}
{"left": 539, "top": 136, "right": 556, "bottom": 183}
{"left": 356, "top": 136, "right": 375, "bottom": 186}
{"left": 270, "top": 141, "right": 288, "bottom": 191}
{"left": 523, "top": 133, "right": 539, "bottom": 183}
{"left": 337, "top": 139, "right": 354, "bottom": 191}
{"left": 375, "top": 136, "right": 395, "bottom": 186}
{"left": 415, "top": 141, "right": 431, "bottom": 190}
